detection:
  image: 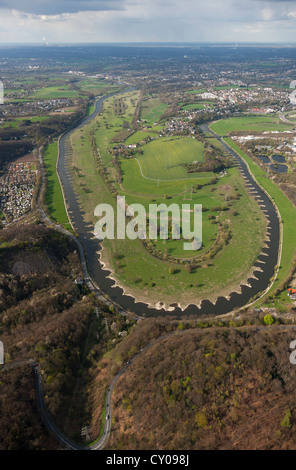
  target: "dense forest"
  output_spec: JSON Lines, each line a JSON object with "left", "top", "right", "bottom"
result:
{"left": 95, "top": 318, "right": 296, "bottom": 450}
{"left": 0, "top": 224, "right": 94, "bottom": 449}
{"left": 0, "top": 224, "right": 137, "bottom": 449}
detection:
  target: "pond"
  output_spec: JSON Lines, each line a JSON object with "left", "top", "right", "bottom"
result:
{"left": 272, "top": 154, "right": 286, "bottom": 163}
{"left": 257, "top": 155, "right": 270, "bottom": 164}
{"left": 270, "top": 163, "right": 288, "bottom": 173}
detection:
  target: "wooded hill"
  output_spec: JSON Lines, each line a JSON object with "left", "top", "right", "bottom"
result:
{"left": 0, "top": 224, "right": 93, "bottom": 449}
{"left": 99, "top": 318, "right": 296, "bottom": 450}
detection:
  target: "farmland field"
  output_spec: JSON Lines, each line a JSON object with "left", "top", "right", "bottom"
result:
{"left": 30, "top": 86, "right": 81, "bottom": 99}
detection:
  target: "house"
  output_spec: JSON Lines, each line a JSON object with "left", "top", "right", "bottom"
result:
{"left": 288, "top": 288, "right": 296, "bottom": 300}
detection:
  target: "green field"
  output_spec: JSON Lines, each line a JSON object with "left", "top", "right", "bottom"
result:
{"left": 124, "top": 131, "right": 159, "bottom": 146}
{"left": 140, "top": 98, "right": 168, "bottom": 125}
{"left": 36, "top": 79, "right": 296, "bottom": 310}
{"left": 86, "top": 102, "right": 95, "bottom": 117}
{"left": 180, "top": 102, "right": 214, "bottom": 111}
{"left": 187, "top": 89, "right": 207, "bottom": 95}
{"left": 43, "top": 142, "right": 71, "bottom": 227}
{"left": 77, "top": 79, "right": 119, "bottom": 96}
{"left": 122, "top": 182, "right": 236, "bottom": 258}
{"left": 31, "top": 86, "right": 81, "bottom": 99}
{"left": 121, "top": 158, "right": 212, "bottom": 196}
{"left": 1, "top": 116, "right": 51, "bottom": 129}
{"left": 211, "top": 115, "right": 294, "bottom": 135}
{"left": 135, "top": 136, "right": 205, "bottom": 181}
{"left": 214, "top": 84, "right": 241, "bottom": 90}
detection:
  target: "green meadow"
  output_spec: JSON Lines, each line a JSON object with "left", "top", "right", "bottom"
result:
{"left": 1, "top": 116, "right": 51, "bottom": 129}
{"left": 180, "top": 102, "right": 214, "bottom": 111}
{"left": 43, "top": 142, "right": 71, "bottom": 228}
{"left": 121, "top": 158, "right": 212, "bottom": 196}
{"left": 211, "top": 115, "right": 294, "bottom": 135}
{"left": 187, "top": 89, "right": 207, "bottom": 95}
{"left": 77, "top": 79, "right": 119, "bottom": 96}
{"left": 135, "top": 136, "right": 205, "bottom": 180}
{"left": 31, "top": 86, "right": 81, "bottom": 99}
{"left": 140, "top": 97, "right": 168, "bottom": 125}
{"left": 124, "top": 130, "right": 159, "bottom": 145}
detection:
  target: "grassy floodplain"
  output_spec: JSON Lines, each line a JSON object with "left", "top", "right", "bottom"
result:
{"left": 135, "top": 136, "right": 205, "bottom": 180}
{"left": 77, "top": 79, "right": 120, "bottom": 96}
{"left": 224, "top": 137, "right": 296, "bottom": 299}
{"left": 120, "top": 158, "right": 213, "bottom": 195}
{"left": 140, "top": 97, "right": 168, "bottom": 125}
{"left": 66, "top": 90, "right": 268, "bottom": 308}
{"left": 43, "top": 142, "right": 71, "bottom": 228}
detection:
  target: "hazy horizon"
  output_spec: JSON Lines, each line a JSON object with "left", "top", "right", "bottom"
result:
{"left": 1, "top": 41, "right": 296, "bottom": 46}
{"left": 1, "top": 1, "right": 296, "bottom": 44}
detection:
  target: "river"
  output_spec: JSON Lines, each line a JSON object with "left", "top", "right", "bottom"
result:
{"left": 56, "top": 91, "right": 280, "bottom": 318}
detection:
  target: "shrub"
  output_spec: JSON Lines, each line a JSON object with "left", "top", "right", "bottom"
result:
{"left": 281, "top": 409, "right": 292, "bottom": 429}
{"left": 263, "top": 314, "right": 275, "bottom": 325}
{"left": 195, "top": 412, "right": 208, "bottom": 428}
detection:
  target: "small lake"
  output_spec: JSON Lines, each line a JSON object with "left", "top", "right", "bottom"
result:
{"left": 270, "top": 163, "right": 288, "bottom": 173}
{"left": 272, "top": 154, "right": 286, "bottom": 163}
{"left": 257, "top": 155, "right": 270, "bottom": 164}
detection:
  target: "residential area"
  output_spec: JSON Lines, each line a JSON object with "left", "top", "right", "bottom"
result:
{"left": 0, "top": 161, "right": 37, "bottom": 222}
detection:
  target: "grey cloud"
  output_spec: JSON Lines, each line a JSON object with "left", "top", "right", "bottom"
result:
{"left": 0, "top": 0, "right": 127, "bottom": 15}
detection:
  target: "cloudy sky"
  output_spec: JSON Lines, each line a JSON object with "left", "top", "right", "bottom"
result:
{"left": 1, "top": 0, "right": 296, "bottom": 43}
